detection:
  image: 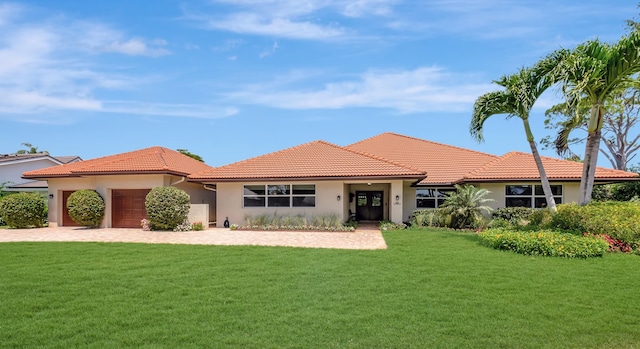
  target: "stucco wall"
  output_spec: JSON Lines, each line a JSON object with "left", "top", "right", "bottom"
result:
{"left": 2, "top": 158, "right": 60, "bottom": 189}
{"left": 217, "top": 181, "right": 344, "bottom": 227}
{"left": 47, "top": 175, "right": 215, "bottom": 228}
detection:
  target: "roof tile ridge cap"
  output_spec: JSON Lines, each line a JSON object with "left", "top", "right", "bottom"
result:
{"left": 157, "top": 147, "right": 171, "bottom": 170}
{"left": 463, "top": 152, "right": 515, "bottom": 178}
{"left": 340, "top": 144, "right": 426, "bottom": 174}
{"left": 345, "top": 132, "right": 391, "bottom": 147}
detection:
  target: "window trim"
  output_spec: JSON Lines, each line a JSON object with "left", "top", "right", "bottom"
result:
{"left": 243, "top": 184, "right": 316, "bottom": 208}
{"left": 505, "top": 184, "right": 563, "bottom": 208}
{"left": 416, "top": 187, "right": 455, "bottom": 209}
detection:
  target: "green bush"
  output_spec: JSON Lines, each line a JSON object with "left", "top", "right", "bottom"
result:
{"left": 145, "top": 187, "right": 191, "bottom": 231}
{"left": 492, "top": 207, "right": 536, "bottom": 226}
{"left": 548, "top": 202, "right": 640, "bottom": 244}
{"left": 439, "top": 185, "right": 494, "bottom": 229}
{"left": 478, "top": 229, "right": 609, "bottom": 258}
{"left": 411, "top": 209, "right": 448, "bottom": 228}
{"left": 67, "top": 190, "right": 105, "bottom": 228}
{"left": 0, "top": 192, "right": 47, "bottom": 228}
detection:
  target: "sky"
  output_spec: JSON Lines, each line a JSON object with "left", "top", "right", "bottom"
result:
{"left": 1, "top": 0, "right": 637, "bottom": 167}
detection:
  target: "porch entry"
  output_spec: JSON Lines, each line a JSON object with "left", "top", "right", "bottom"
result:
{"left": 355, "top": 191, "right": 384, "bottom": 221}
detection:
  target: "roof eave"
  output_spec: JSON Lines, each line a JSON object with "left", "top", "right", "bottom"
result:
{"left": 189, "top": 174, "right": 426, "bottom": 183}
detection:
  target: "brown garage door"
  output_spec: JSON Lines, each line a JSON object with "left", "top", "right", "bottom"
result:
{"left": 112, "top": 189, "right": 150, "bottom": 228}
{"left": 62, "top": 191, "right": 81, "bottom": 227}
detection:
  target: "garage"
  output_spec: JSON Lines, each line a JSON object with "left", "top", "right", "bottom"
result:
{"left": 112, "top": 189, "right": 150, "bottom": 228}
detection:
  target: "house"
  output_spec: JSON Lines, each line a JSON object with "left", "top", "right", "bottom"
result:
{"left": 23, "top": 147, "right": 215, "bottom": 228}
{"left": 1, "top": 153, "right": 81, "bottom": 193}
{"left": 24, "top": 133, "right": 639, "bottom": 228}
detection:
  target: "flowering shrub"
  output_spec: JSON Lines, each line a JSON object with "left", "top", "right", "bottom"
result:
{"left": 173, "top": 220, "right": 192, "bottom": 232}
{"left": 582, "top": 232, "right": 638, "bottom": 253}
{"left": 478, "top": 229, "right": 609, "bottom": 258}
{"left": 549, "top": 202, "right": 640, "bottom": 245}
{"left": 141, "top": 219, "right": 151, "bottom": 231}
{"left": 191, "top": 222, "right": 205, "bottom": 231}
{"left": 229, "top": 223, "right": 239, "bottom": 231}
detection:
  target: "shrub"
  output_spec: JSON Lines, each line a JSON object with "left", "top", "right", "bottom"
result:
{"left": 439, "top": 185, "right": 494, "bottom": 229}
{"left": 492, "top": 207, "right": 536, "bottom": 226}
{"left": 0, "top": 192, "right": 47, "bottom": 228}
{"left": 242, "top": 214, "right": 353, "bottom": 231}
{"left": 548, "top": 202, "right": 640, "bottom": 244}
{"left": 191, "top": 222, "right": 205, "bottom": 231}
{"left": 66, "top": 190, "right": 105, "bottom": 228}
{"left": 411, "top": 209, "right": 448, "bottom": 228}
{"left": 379, "top": 220, "right": 406, "bottom": 231}
{"left": 478, "top": 229, "right": 609, "bottom": 258}
{"left": 549, "top": 203, "right": 587, "bottom": 232}
{"left": 145, "top": 187, "right": 191, "bottom": 231}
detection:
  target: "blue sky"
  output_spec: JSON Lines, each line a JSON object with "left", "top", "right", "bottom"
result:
{"left": 1, "top": 0, "right": 637, "bottom": 167}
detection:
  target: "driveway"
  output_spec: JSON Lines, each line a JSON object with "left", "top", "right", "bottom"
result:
{"left": 0, "top": 225, "right": 387, "bottom": 250}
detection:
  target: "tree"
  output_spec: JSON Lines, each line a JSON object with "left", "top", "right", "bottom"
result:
{"left": 439, "top": 185, "right": 494, "bottom": 229}
{"left": 15, "top": 143, "right": 47, "bottom": 155}
{"left": 177, "top": 149, "right": 204, "bottom": 162}
{"left": 545, "top": 29, "right": 640, "bottom": 205}
{"left": 471, "top": 65, "right": 558, "bottom": 211}
{"left": 542, "top": 83, "right": 640, "bottom": 170}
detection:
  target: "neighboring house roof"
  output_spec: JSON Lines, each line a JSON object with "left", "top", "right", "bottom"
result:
{"left": 0, "top": 153, "right": 81, "bottom": 165}
{"left": 23, "top": 146, "right": 213, "bottom": 179}
{"left": 346, "top": 132, "right": 499, "bottom": 185}
{"left": 189, "top": 140, "right": 426, "bottom": 181}
{"left": 463, "top": 152, "right": 639, "bottom": 182}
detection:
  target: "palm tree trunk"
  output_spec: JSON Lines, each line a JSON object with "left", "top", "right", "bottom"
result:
{"left": 523, "top": 120, "right": 557, "bottom": 212}
{"left": 579, "top": 105, "right": 605, "bottom": 205}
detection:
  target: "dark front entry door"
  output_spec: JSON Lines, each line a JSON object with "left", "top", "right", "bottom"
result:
{"left": 355, "top": 191, "right": 384, "bottom": 221}
{"left": 62, "top": 191, "right": 81, "bottom": 227}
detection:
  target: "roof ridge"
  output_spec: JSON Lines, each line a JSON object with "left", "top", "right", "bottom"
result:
{"left": 211, "top": 140, "right": 327, "bottom": 169}
{"left": 76, "top": 146, "right": 165, "bottom": 171}
{"left": 349, "top": 132, "right": 498, "bottom": 158}
{"left": 340, "top": 145, "right": 426, "bottom": 174}
{"left": 464, "top": 152, "right": 515, "bottom": 179}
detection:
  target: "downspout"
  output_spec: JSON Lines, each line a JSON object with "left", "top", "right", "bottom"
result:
{"left": 203, "top": 184, "right": 216, "bottom": 192}
{"left": 171, "top": 176, "right": 186, "bottom": 186}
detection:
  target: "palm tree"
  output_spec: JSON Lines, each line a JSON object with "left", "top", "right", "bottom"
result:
{"left": 440, "top": 184, "right": 494, "bottom": 229}
{"left": 471, "top": 66, "right": 558, "bottom": 211}
{"left": 545, "top": 30, "right": 640, "bottom": 205}
{"left": 16, "top": 143, "right": 47, "bottom": 155}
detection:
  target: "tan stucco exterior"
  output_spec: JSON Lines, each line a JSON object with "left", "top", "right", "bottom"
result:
{"left": 47, "top": 175, "right": 215, "bottom": 228}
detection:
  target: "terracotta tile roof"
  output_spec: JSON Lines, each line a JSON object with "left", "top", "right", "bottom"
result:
{"left": 23, "top": 147, "right": 213, "bottom": 179}
{"left": 464, "top": 152, "right": 639, "bottom": 181}
{"left": 189, "top": 140, "right": 426, "bottom": 181}
{"left": 346, "top": 132, "right": 498, "bottom": 185}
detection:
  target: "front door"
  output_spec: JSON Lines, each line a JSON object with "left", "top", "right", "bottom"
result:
{"left": 355, "top": 191, "right": 384, "bottom": 221}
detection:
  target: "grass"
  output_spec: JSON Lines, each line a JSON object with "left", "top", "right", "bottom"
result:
{"left": 1, "top": 228, "right": 639, "bottom": 348}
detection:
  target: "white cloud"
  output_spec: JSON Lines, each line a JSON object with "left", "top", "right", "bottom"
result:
{"left": 102, "top": 101, "right": 239, "bottom": 119}
{"left": 226, "top": 67, "right": 493, "bottom": 113}
{"left": 70, "top": 22, "right": 171, "bottom": 56}
{"left": 202, "top": 12, "right": 345, "bottom": 40}
{"left": 102, "top": 38, "right": 170, "bottom": 57}
{"left": 0, "top": 2, "right": 22, "bottom": 26}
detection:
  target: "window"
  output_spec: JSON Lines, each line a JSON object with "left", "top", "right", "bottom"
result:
{"left": 505, "top": 185, "right": 562, "bottom": 208}
{"left": 243, "top": 184, "right": 315, "bottom": 208}
{"left": 416, "top": 188, "right": 455, "bottom": 208}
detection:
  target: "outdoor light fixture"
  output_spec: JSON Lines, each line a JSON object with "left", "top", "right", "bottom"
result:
{"left": 367, "top": 182, "right": 372, "bottom": 186}
{"left": 337, "top": 195, "right": 341, "bottom": 201}
{"left": 48, "top": 194, "right": 54, "bottom": 199}
{"left": 395, "top": 195, "right": 400, "bottom": 201}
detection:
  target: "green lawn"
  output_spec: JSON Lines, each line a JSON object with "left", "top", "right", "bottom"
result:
{"left": 1, "top": 229, "right": 639, "bottom": 348}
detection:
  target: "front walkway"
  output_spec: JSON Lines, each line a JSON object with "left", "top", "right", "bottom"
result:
{"left": 0, "top": 225, "right": 387, "bottom": 250}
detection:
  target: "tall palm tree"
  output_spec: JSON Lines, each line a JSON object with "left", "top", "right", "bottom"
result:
{"left": 546, "top": 30, "right": 640, "bottom": 205}
{"left": 471, "top": 66, "right": 558, "bottom": 211}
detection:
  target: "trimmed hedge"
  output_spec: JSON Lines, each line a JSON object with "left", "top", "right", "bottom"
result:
{"left": 145, "top": 187, "right": 190, "bottom": 231}
{"left": 492, "top": 207, "right": 536, "bottom": 225}
{"left": 478, "top": 229, "right": 609, "bottom": 258}
{"left": 67, "top": 190, "right": 105, "bottom": 228}
{"left": 0, "top": 192, "right": 47, "bottom": 228}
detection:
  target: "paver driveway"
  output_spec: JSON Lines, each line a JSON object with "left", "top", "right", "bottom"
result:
{"left": 0, "top": 225, "right": 387, "bottom": 250}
